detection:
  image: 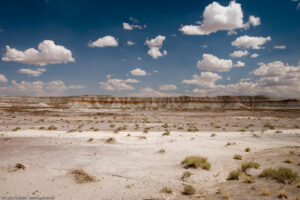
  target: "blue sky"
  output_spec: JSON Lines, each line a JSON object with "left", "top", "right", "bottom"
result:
{"left": 0, "top": 0, "right": 300, "bottom": 97}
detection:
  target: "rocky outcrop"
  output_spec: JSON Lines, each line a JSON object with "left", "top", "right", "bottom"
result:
{"left": 0, "top": 95, "right": 299, "bottom": 111}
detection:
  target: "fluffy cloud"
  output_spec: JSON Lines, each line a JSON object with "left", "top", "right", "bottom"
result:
{"left": 131, "top": 87, "right": 178, "bottom": 97}
{"left": 248, "top": 15, "right": 261, "bottom": 26}
{"left": 122, "top": 22, "right": 144, "bottom": 30}
{"left": 0, "top": 80, "right": 84, "bottom": 96}
{"left": 232, "top": 35, "right": 271, "bottom": 49}
{"left": 130, "top": 68, "right": 147, "bottom": 76}
{"left": 127, "top": 41, "right": 135, "bottom": 46}
{"left": 88, "top": 36, "right": 118, "bottom": 47}
{"left": 179, "top": 1, "right": 259, "bottom": 35}
{"left": 250, "top": 53, "right": 259, "bottom": 58}
{"left": 274, "top": 45, "right": 286, "bottom": 49}
{"left": 197, "top": 54, "right": 232, "bottom": 72}
{"left": 0, "top": 74, "right": 8, "bottom": 83}
{"left": 2, "top": 40, "right": 74, "bottom": 66}
{"left": 99, "top": 75, "right": 139, "bottom": 91}
{"left": 234, "top": 61, "right": 245, "bottom": 68}
{"left": 182, "top": 72, "right": 222, "bottom": 88}
{"left": 230, "top": 50, "right": 248, "bottom": 58}
{"left": 17, "top": 68, "right": 46, "bottom": 77}
{"left": 159, "top": 84, "right": 177, "bottom": 91}
{"left": 68, "top": 85, "right": 85, "bottom": 89}
{"left": 145, "top": 35, "right": 167, "bottom": 59}
{"left": 183, "top": 61, "right": 300, "bottom": 97}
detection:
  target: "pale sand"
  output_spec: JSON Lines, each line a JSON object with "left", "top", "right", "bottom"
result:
{"left": 1, "top": 129, "right": 299, "bottom": 199}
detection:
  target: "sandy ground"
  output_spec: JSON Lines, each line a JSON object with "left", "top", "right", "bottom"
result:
{"left": 1, "top": 127, "right": 300, "bottom": 200}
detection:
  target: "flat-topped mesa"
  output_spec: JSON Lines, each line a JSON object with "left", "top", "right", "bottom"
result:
{"left": 0, "top": 95, "right": 299, "bottom": 111}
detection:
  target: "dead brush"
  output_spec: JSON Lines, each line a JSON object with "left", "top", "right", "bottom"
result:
{"left": 70, "top": 169, "right": 96, "bottom": 184}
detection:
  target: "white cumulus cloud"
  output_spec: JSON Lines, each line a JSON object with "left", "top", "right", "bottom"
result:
{"left": 145, "top": 35, "right": 167, "bottom": 59}
{"left": 0, "top": 74, "right": 8, "bottom": 83}
{"left": 159, "top": 84, "right": 177, "bottom": 91}
{"left": 88, "top": 36, "right": 118, "bottom": 47}
{"left": 127, "top": 41, "right": 135, "bottom": 46}
{"left": 230, "top": 50, "right": 249, "bottom": 58}
{"left": 2, "top": 40, "right": 74, "bottom": 66}
{"left": 130, "top": 68, "right": 147, "bottom": 76}
{"left": 99, "top": 75, "right": 139, "bottom": 91}
{"left": 274, "top": 45, "right": 286, "bottom": 49}
{"left": 17, "top": 68, "right": 46, "bottom": 77}
{"left": 179, "top": 1, "right": 259, "bottom": 35}
{"left": 232, "top": 35, "right": 271, "bottom": 49}
{"left": 234, "top": 61, "right": 245, "bottom": 68}
{"left": 250, "top": 53, "right": 259, "bottom": 58}
{"left": 197, "top": 54, "right": 232, "bottom": 72}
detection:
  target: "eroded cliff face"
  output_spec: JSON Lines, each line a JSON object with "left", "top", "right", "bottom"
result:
{"left": 0, "top": 95, "right": 299, "bottom": 111}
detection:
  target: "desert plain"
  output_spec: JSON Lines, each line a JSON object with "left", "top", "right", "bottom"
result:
{"left": 0, "top": 97, "right": 300, "bottom": 200}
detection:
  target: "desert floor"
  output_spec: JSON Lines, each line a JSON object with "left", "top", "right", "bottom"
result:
{"left": 0, "top": 110, "right": 300, "bottom": 200}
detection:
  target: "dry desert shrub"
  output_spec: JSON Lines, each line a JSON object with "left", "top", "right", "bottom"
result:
{"left": 160, "top": 187, "right": 172, "bottom": 194}
{"left": 70, "top": 169, "right": 96, "bottom": 184}
{"left": 211, "top": 133, "right": 216, "bottom": 137}
{"left": 260, "top": 188, "right": 270, "bottom": 196}
{"left": 182, "top": 185, "right": 195, "bottom": 195}
{"left": 260, "top": 167, "right": 299, "bottom": 183}
{"left": 47, "top": 125, "right": 57, "bottom": 130}
{"left": 283, "top": 157, "right": 293, "bottom": 164}
{"left": 162, "top": 129, "right": 170, "bottom": 136}
{"left": 105, "top": 137, "right": 116, "bottom": 144}
{"left": 241, "top": 162, "right": 260, "bottom": 171}
{"left": 243, "top": 176, "right": 255, "bottom": 183}
{"left": 182, "top": 156, "right": 211, "bottom": 170}
{"left": 278, "top": 189, "right": 288, "bottom": 199}
{"left": 245, "top": 147, "right": 251, "bottom": 152}
{"left": 233, "top": 154, "right": 242, "bottom": 160}
{"left": 12, "top": 127, "right": 21, "bottom": 131}
{"left": 181, "top": 171, "right": 192, "bottom": 181}
{"left": 158, "top": 149, "right": 165, "bottom": 153}
{"left": 227, "top": 170, "right": 241, "bottom": 180}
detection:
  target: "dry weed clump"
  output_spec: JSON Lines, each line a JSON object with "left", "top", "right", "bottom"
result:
{"left": 70, "top": 169, "right": 96, "bottom": 184}
{"left": 182, "top": 156, "right": 211, "bottom": 170}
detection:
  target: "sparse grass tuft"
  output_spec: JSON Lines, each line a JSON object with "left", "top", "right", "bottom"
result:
{"left": 12, "top": 127, "right": 21, "bottom": 131}
{"left": 260, "top": 167, "right": 299, "bottom": 183}
{"left": 243, "top": 176, "right": 255, "bottom": 183}
{"left": 264, "top": 123, "right": 275, "bottom": 130}
{"left": 162, "top": 130, "right": 170, "bottom": 136}
{"left": 158, "top": 149, "right": 165, "bottom": 153}
{"left": 105, "top": 137, "right": 116, "bottom": 144}
{"left": 227, "top": 170, "right": 241, "bottom": 180}
{"left": 181, "top": 171, "right": 192, "bottom": 181}
{"left": 222, "top": 193, "right": 230, "bottom": 200}
{"left": 182, "top": 185, "right": 195, "bottom": 195}
{"left": 47, "top": 125, "right": 57, "bottom": 130}
{"left": 233, "top": 154, "right": 242, "bottom": 160}
{"left": 182, "top": 156, "right": 211, "bottom": 170}
{"left": 278, "top": 189, "right": 288, "bottom": 199}
{"left": 283, "top": 157, "right": 293, "bottom": 164}
{"left": 241, "top": 162, "right": 260, "bottom": 171}
{"left": 260, "top": 188, "right": 270, "bottom": 196}
{"left": 70, "top": 169, "right": 96, "bottom": 184}
{"left": 160, "top": 187, "right": 172, "bottom": 194}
